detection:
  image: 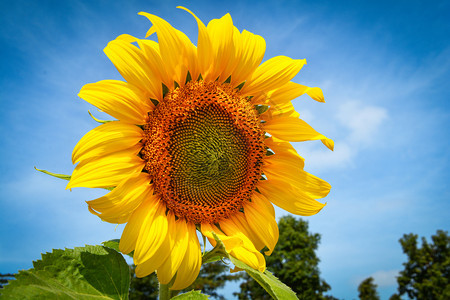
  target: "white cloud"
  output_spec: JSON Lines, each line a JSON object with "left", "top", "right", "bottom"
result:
{"left": 296, "top": 141, "right": 354, "bottom": 170}
{"left": 336, "top": 101, "right": 388, "bottom": 146}
{"left": 371, "top": 270, "right": 400, "bottom": 287}
{"left": 294, "top": 100, "right": 387, "bottom": 171}
{"left": 353, "top": 269, "right": 399, "bottom": 287}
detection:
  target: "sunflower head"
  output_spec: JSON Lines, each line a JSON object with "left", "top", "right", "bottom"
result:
{"left": 142, "top": 80, "right": 265, "bottom": 224}
{"left": 68, "top": 7, "right": 333, "bottom": 290}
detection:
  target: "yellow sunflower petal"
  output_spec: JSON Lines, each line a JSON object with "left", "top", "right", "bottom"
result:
{"left": 262, "top": 100, "right": 300, "bottom": 120}
{"left": 231, "top": 30, "right": 266, "bottom": 87}
{"left": 178, "top": 6, "right": 213, "bottom": 77}
{"left": 266, "top": 81, "right": 307, "bottom": 105}
{"left": 242, "top": 56, "right": 306, "bottom": 95}
{"left": 264, "top": 136, "right": 305, "bottom": 169}
{"left": 252, "top": 192, "right": 275, "bottom": 218}
{"left": 201, "top": 223, "right": 265, "bottom": 272}
{"left": 264, "top": 116, "right": 334, "bottom": 150}
{"left": 201, "top": 223, "right": 244, "bottom": 250}
{"left": 78, "top": 80, "right": 154, "bottom": 124}
{"left": 134, "top": 212, "right": 174, "bottom": 278}
{"left": 201, "top": 223, "right": 242, "bottom": 250}
{"left": 115, "top": 33, "right": 174, "bottom": 90}
{"left": 303, "top": 86, "right": 325, "bottom": 102}
{"left": 86, "top": 173, "right": 152, "bottom": 224}
{"left": 218, "top": 26, "right": 241, "bottom": 82}
{"left": 67, "top": 149, "right": 144, "bottom": 189}
{"left": 220, "top": 213, "right": 265, "bottom": 252}
{"left": 104, "top": 39, "right": 162, "bottom": 99}
{"left": 244, "top": 194, "right": 279, "bottom": 255}
{"left": 205, "top": 13, "right": 234, "bottom": 81}
{"left": 262, "top": 81, "right": 325, "bottom": 106}
{"left": 72, "top": 121, "right": 143, "bottom": 164}
{"left": 138, "top": 12, "right": 196, "bottom": 86}
{"left": 134, "top": 201, "right": 169, "bottom": 265}
{"left": 156, "top": 218, "right": 189, "bottom": 284}
{"left": 230, "top": 246, "right": 266, "bottom": 272}
{"left": 171, "top": 223, "right": 201, "bottom": 290}
{"left": 264, "top": 162, "right": 331, "bottom": 199}
{"left": 137, "top": 39, "right": 173, "bottom": 90}
{"left": 119, "top": 195, "right": 159, "bottom": 254}
{"left": 257, "top": 179, "right": 326, "bottom": 216}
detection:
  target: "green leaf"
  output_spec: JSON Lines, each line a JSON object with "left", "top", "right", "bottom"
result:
{"left": 35, "top": 167, "right": 114, "bottom": 191}
{"left": 202, "top": 255, "right": 222, "bottom": 264}
{"left": 34, "top": 167, "right": 71, "bottom": 181}
{"left": 1, "top": 245, "right": 130, "bottom": 300}
{"left": 102, "top": 239, "right": 133, "bottom": 258}
{"left": 255, "top": 104, "right": 269, "bottom": 115}
{"left": 88, "top": 110, "right": 112, "bottom": 123}
{"left": 211, "top": 232, "right": 298, "bottom": 300}
{"left": 171, "top": 290, "right": 209, "bottom": 299}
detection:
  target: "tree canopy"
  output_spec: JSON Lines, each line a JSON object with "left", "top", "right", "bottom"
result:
{"left": 357, "top": 277, "right": 379, "bottom": 300}
{"left": 395, "top": 230, "right": 450, "bottom": 299}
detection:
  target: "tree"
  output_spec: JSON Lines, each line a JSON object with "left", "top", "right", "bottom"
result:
{"left": 388, "top": 294, "right": 401, "bottom": 300}
{"left": 357, "top": 277, "right": 379, "bottom": 300}
{"left": 235, "top": 216, "right": 336, "bottom": 299}
{"left": 129, "top": 265, "right": 159, "bottom": 300}
{"left": 395, "top": 230, "right": 450, "bottom": 299}
{"left": 129, "top": 260, "right": 241, "bottom": 299}
{"left": 0, "top": 274, "right": 15, "bottom": 289}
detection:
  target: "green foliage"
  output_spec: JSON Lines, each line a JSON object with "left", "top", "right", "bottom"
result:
{"left": 230, "top": 258, "right": 297, "bottom": 300}
{"left": 129, "top": 265, "right": 159, "bottom": 300}
{"left": 34, "top": 167, "right": 71, "bottom": 181}
{"left": 357, "top": 277, "right": 379, "bottom": 300}
{"left": 0, "top": 245, "right": 130, "bottom": 300}
{"left": 103, "top": 240, "right": 133, "bottom": 258}
{"left": 388, "top": 294, "right": 401, "bottom": 300}
{"left": 88, "top": 110, "right": 112, "bottom": 123}
{"left": 172, "top": 290, "right": 209, "bottom": 299}
{"left": 0, "top": 274, "right": 14, "bottom": 289}
{"left": 235, "top": 216, "right": 335, "bottom": 300}
{"left": 395, "top": 230, "right": 450, "bottom": 299}
{"left": 35, "top": 167, "right": 114, "bottom": 191}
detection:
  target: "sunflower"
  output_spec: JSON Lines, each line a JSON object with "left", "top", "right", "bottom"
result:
{"left": 67, "top": 7, "right": 333, "bottom": 290}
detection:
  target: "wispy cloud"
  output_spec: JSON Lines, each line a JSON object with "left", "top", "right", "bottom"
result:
{"left": 353, "top": 269, "right": 399, "bottom": 287}
{"left": 293, "top": 99, "right": 388, "bottom": 170}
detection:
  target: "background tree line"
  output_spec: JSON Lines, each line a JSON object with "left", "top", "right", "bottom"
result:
{"left": 1, "top": 216, "right": 448, "bottom": 299}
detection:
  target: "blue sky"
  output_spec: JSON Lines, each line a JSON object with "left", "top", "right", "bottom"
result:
{"left": 1, "top": 0, "right": 449, "bottom": 299}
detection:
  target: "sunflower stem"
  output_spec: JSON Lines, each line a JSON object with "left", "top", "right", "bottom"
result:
{"left": 159, "top": 283, "right": 170, "bottom": 300}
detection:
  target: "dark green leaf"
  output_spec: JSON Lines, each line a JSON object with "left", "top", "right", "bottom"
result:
{"left": 185, "top": 71, "right": 192, "bottom": 84}
{"left": 162, "top": 83, "right": 170, "bottom": 98}
{"left": 255, "top": 105, "right": 269, "bottom": 115}
{"left": 88, "top": 110, "right": 112, "bottom": 123}
{"left": 36, "top": 167, "right": 114, "bottom": 191}
{"left": 224, "top": 75, "right": 231, "bottom": 84}
{"left": 1, "top": 245, "right": 130, "bottom": 300}
{"left": 34, "top": 167, "right": 71, "bottom": 181}
{"left": 235, "top": 82, "right": 245, "bottom": 91}
{"left": 202, "top": 255, "right": 222, "bottom": 264}
{"left": 102, "top": 239, "right": 133, "bottom": 258}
